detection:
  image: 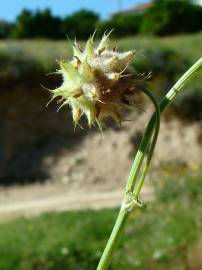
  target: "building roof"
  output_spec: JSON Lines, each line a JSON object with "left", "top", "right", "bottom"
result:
{"left": 127, "top": 2, "right": 151, "bottom": 12}
{"left": 113, "top": 2, "right": 151, "bottom": 16}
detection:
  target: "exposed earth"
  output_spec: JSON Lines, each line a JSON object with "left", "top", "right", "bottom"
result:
{"left": 0, "top": 105, "right": 201, "bottom": 220}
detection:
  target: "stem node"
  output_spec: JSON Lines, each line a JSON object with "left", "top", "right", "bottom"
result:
{"left": 121, "top": 192, "right": 146, "bottom": 212}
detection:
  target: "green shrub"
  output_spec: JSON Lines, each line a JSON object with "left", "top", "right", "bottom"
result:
{"left": 97, "top": 13, "right": 142, "bottom": 38}
{"left": 10, "top": 8, "right": 63, "bottom": 39}
{"left": 62, "top": 9, "right": 99, "bottom": 40}
{"left": 0, "top": 20, "right": 12, "bottom": 39}
{"left": 141, "top": 0, "right": 202, "bottom": 36}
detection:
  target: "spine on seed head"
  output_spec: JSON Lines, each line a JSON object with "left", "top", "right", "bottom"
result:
{"left": 48, "top": 31, "right": 144, "bottom": 128}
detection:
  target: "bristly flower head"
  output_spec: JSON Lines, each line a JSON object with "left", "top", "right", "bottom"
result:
{"left": 48, "top": 31, "right": 143, "bottom": 128}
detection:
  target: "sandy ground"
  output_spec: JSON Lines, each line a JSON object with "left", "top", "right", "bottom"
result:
{"left": 0, "top": 108, "right": 201, "bottom": 220}
{"left": 0, "top": 183, "right": 153, "bottom": 221}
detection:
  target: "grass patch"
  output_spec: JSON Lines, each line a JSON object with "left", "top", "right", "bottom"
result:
{"left": 0, "top": 171, "right": 201, "bottom": 270}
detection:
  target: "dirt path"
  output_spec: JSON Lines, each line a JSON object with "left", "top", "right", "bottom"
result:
{"left": 0, "top": 186, "right": 153, "bottom": 220}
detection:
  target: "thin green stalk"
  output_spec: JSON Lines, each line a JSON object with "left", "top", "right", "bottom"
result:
{"left": 134, "top": 88, "right": 160, "bottom": 198}
{"left": 97, "top": 87, "right": 160, "bottom": 270}
{"left": 125, "top": 102, "right": 157, "bottom": 193}
{"left": 127, "top": 56, "right": 202, "bottom": 193}
{"left": 97, "top": 208, "right": 129, "bottom": 270}
{"left": 96, "top": 57, "right": 202, "bottom": 270}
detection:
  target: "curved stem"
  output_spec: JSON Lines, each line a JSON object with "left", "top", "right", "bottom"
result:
{"left": 125, "top": 88, "right": 160, "bottom": 193}
{"left": 96, "top": 57, "right": 202, "bottom": 270}
{"left": 127, "top": 56, "right": 202, "bottom": 193}
{"left": 125, "top": 116, "right": 155, "bottom": 192}
{"left": 134, "top": 56, "right": 202, "bottom": 196}
{"left": 134, "top": 87, "right": 160, "bottom": 198}
{"left": 97, "top": 88, "right": 160, "bottom": 270}
{"left": 160, "top": 57, "right": 202, "bottom": 112}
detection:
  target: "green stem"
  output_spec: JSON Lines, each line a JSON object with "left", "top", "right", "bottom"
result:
{"left": 127, "top": 56, "right": 202, "bottom": 193}
{"left": 97, "top": 88, "right": 160, "bottom": 270}
{"left": 125, "top": 112, "right": 155, "bottom": 193}
{"left": 159, "top": 57, "right": 202, "bottom": 112}
{"left": 96, "top": 57, "right": 202, "bottom": 270}
{"left": 97, "top": 208, "right": 129, "bottom": 270}
{"left": 134, "top": 88, "right": 160, "bottom": 198}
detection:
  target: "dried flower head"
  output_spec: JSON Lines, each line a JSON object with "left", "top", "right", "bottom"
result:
{"left": 48, "top": 31, "right": 144, "bottom": 128}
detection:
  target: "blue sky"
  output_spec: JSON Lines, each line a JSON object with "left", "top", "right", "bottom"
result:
{"left": 0, "top": 0, "right": 148, "bottom": 21}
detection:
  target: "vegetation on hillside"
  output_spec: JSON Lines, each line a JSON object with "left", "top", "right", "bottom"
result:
{"left": 1, "top": 33, "right": 201, "bottom": 120}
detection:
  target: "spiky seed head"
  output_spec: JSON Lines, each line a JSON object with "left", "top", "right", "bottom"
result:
{"left": 48, "top": 31, "right": 143, "bottom": 128}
